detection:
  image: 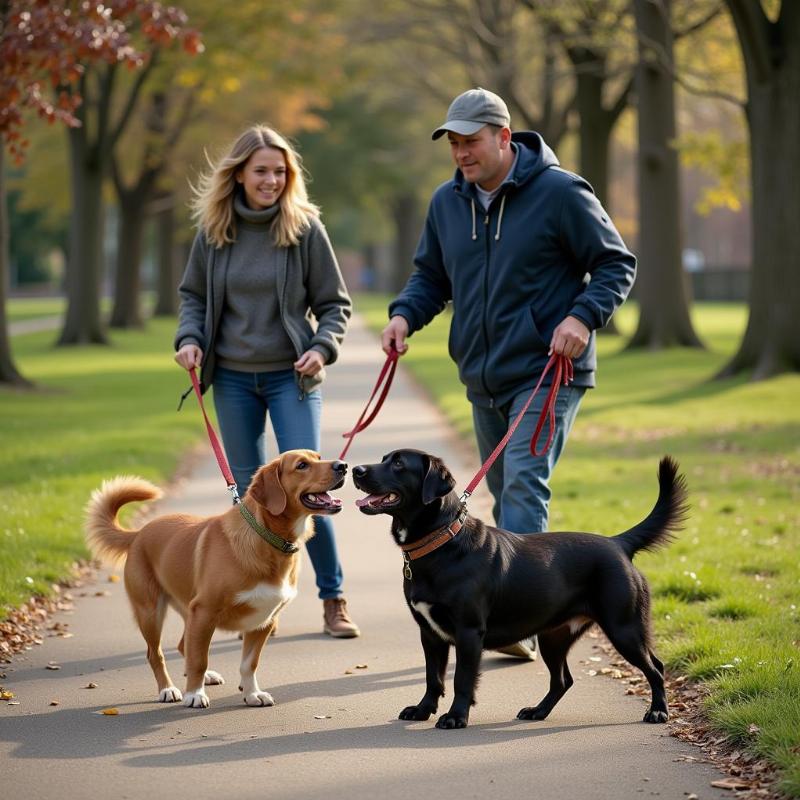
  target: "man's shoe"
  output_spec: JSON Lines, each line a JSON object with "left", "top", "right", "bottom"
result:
{"left": 323, "top": 597, "right": 360, "bottom": 638}
{"left": 496, "top": 636, "right": 537, "bottom": 660}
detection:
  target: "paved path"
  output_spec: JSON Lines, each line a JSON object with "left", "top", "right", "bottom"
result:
{"left": 1, "top": 315, "right": 730, "bottom": 800}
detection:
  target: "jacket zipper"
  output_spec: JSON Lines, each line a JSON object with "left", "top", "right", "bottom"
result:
{"left": 480, "top": 212, "right": 494, "bottom": 408}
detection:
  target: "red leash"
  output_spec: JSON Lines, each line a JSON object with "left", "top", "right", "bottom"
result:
{"left": 461, "top": 354, "right": 573, "bottom": 500}
{"left": 188, "top": 369, "right": 241, "bottom": 504}
{"left": 339, "top": 347, "right": 399, "bottom": 459}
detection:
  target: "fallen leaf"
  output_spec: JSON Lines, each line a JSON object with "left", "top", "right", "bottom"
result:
{"left": 711, "top": 778, "right": 750, "bottom": 790}
{"left": 94, "top": 591, "right": 111, "bottom": 597}
{"left": 344, "top": 670, "right": 353, "bottom": 675}
{"left": 354, "top": 664, "right": 368, "bottom": 669}
{"left": 313, "top": 715, "right": 331, "bottom": 719}
{"left": 84, "top": 682, "right": 98, "bottom": 689}
{"left": 49, "top": 700, "right": 59, "bottom": 706}
{"left": 108, "top": 575, "right": 121, "bottom": 583}
{"left": 99, "top": 707, "right": 119, "bottom": 715}
{"left": 45, "top": 663, "right": 61, "bottom": 670}
{"left": 1, "top": 690, "right": 14, "bottom": 700}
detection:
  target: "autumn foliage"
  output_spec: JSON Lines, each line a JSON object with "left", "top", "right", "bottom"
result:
{"left": 0, "top": 0, "right": 202, "bottom": 162}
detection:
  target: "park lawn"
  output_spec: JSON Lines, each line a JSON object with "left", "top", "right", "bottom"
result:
{"left": 5, "top": 295, "right": 148, "bottom": 324}
{"left": 5, "top": 297, "right": 65, "bottom": 324}
{"left": 357, "top": 294, "right": 800, "bottom": 797}
{"left": 0, "top": 318, "right": 204, "bottom": 614}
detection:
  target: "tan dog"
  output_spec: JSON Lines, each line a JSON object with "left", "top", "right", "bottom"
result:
{"left": 85, "top": 449, "right": 347, "bottom": 709}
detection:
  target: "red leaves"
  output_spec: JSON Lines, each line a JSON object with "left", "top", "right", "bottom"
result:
{"left": 0, "top": 0, "right": 202, "bottom": 158}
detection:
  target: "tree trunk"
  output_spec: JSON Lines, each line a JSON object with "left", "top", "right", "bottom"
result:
{"left": 391, "top": 192, "right": 422, "bottom": 294}
{"left": 627, "top": 0, "right": 703, "bottom": 350}
{"left": 718, "top": 2, "right": 800, "bottom": 378}
{"left": 575, "top": 70, "right": 612, "bottom": 206}
{"left": 109, "top": 189, "right": 147, "bottom": 328}
{"left": 0, "top": 147, "right": 33, "bottom": 387}
{"left": 153, "top": 193, "right": 179, "bottom": 317}
{"left": 58, "top": 125, "right": 108, "bottom": 345}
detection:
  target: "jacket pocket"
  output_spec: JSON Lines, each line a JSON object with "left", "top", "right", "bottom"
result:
{"left": 526, "top": 306, "right": 549, "bottom": 350}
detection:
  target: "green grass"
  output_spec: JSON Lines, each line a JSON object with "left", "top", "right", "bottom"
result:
{"left": 1, "top": 317, "right": 204, "bottom": 612}
{"left": 358, "top": 294, "right": 800, "bottom": 797}
{"left": 5, "top": 296, "right": 65, "bottom": 324}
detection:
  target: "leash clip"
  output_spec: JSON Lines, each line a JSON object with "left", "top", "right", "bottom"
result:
{"left": 228, "top": 483, "right": 241, "bottom": 505}
{"left": 402, "top": 551, "right": 413, "bottom": 581}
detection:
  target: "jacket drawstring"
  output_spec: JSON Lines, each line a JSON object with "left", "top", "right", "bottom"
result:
{"left": 470, "top": 194, "right": 506, "bottom": 242}
{"left": 494, "top": 194, "right": 506, "bottom": 241}
{"left": 470, "top": 199, "right": 477, "bottom": 241}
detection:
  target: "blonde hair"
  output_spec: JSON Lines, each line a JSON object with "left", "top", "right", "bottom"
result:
{"left": 191, "top": 125, "right": 319, "bottom": 248}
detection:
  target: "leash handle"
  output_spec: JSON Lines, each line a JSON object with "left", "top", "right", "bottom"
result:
{"left": 188, "top": 369, "right": 240, "bottom": 503}
{"left": 462, "top": 354, "right": 572, "bottom": 497}
{"left": 530, "top": 355, "right": 574, "bottom": 456}
{"left": 339, "top": 347, "right": 399, "bottom": 460}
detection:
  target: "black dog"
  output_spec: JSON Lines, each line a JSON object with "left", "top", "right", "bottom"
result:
{"left": 352, "top": 449, "right": 688, "bottom": 730}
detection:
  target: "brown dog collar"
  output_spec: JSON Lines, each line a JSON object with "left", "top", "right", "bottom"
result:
{"left": 399, "top": 506, "right": 467, "bottom": 579}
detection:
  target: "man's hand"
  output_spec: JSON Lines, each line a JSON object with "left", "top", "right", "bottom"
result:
{"left": 294, "top": 350, "right": 326, "bottom": 377}
{"left": 381, "top": 315, "right": 409, "bottom": 356}
{"left": 175, "top": 344, "right": 203, "bottom": 371}
{"left": 550, "top": 316, "right": 590, "bottom": 359}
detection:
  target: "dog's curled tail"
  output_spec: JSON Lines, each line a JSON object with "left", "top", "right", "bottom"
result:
{"left": 614, "top": 456, "right": 689, "bottom": 560}
{"left": 85, "top": 476, "right": 163, "bottom": 567}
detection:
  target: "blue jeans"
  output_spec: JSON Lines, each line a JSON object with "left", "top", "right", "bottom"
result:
{"left": 212, "top": 366, "right": 344, "bottom": 600}
{"left": 471, "top": 385, "right": 585, "bottom": 534}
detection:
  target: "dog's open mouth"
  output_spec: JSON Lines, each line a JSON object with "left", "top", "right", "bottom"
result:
{"left": 355, "top": 492, "right": 399, "bottom": 513}
{"left": 301, "top": 492, "right": 343, "bottom": 513}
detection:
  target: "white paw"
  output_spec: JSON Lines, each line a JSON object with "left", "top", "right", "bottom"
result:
{"left": 204, "top": 670, "right": 225, "bottom": 686}
{"left": 158, "top": 686, "right": 183, "bottom": 703}
{"left": 244, "top": 690, "right": 274, "bottom": 707}
{"left": 183, "top": 690, "right": 210, "bottom": 709}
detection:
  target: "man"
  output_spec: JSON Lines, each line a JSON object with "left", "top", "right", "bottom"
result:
{"left": 381, "top": 88, "right": 636, "bottom": 659}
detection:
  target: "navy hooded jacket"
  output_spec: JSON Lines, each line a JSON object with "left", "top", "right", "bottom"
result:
{"left": 389, "top": 131, "right": 636, "bottom": 409}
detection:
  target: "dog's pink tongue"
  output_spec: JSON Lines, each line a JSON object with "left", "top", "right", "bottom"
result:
{"left": 356, "top": 494, "right": 382, "bottom": 508}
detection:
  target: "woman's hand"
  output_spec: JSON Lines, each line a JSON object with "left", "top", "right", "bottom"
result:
{"left": 294, "top": 349, "right": 326, "bottom": 376}
{"left": 175, "top": 344, "right": 204, "bottom": 371}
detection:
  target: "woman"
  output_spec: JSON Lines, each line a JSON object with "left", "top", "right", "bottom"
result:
{"left": 174, "top": 125, "right": 359, "bottom": 638}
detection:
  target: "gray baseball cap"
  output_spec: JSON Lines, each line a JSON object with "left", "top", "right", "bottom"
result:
{"left": 431, "top": 88, "right": 511, "bottom": 140}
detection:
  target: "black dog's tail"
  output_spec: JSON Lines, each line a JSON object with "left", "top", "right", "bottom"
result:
{"left": 613, "top": 456, "right": 689, "bottom": 560}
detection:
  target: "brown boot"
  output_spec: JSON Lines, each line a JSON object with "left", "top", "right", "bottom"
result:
{"left": 322, "top": 598, "right": 360, "bottom": 638}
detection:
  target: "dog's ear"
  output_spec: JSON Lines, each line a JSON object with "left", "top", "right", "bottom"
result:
{"left": 251, "top": 463, "right": 287, "bottom": 516}
{"left": 422, "top": 456, "right": 456, "bottom": 504}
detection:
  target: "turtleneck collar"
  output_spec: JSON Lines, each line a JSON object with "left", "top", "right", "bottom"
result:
{"left": 234, "top": 191, "right": 281, "bottom": 226}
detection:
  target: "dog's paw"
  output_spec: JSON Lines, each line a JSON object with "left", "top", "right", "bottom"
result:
{"left": 643, "top": 708, "right": 668, "bottom": 723}
{"left": 516, "top": 705, "right": 549, "bottom": 721}
{"left": 182, "top": 690, "right": 210, "bottom": 709}
{"left": 244, "top": 690, "right": 275, "bottom": 707}
{"left": 398, "top": 704, "right": 434, "bottom": 721}
{"left": 158, "top": 686, "right": 183, "bottom": 703}
{"left": 203, "top": 670, "right": 225, "bottom": 686}
{"left": 435, "top": 711, "right": 468, "bottom": 729}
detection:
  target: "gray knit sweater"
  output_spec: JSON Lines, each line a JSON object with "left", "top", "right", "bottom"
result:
{"left": 174, "top": 197, "right": 351, "bottom": 394}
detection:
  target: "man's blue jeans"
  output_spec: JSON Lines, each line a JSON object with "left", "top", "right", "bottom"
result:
{"left": 471, "top": 385, "right": 585, "bottom": 534}
{"left": 212, "top": 366, "right": 344, "bottom": 600}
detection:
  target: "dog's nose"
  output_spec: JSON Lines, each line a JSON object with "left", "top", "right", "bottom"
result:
{"left": 333, "top": 460, "right": 347, "bottom": 474}
{"left": 352, "top": 465, "right": 366, "bottom": 478}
